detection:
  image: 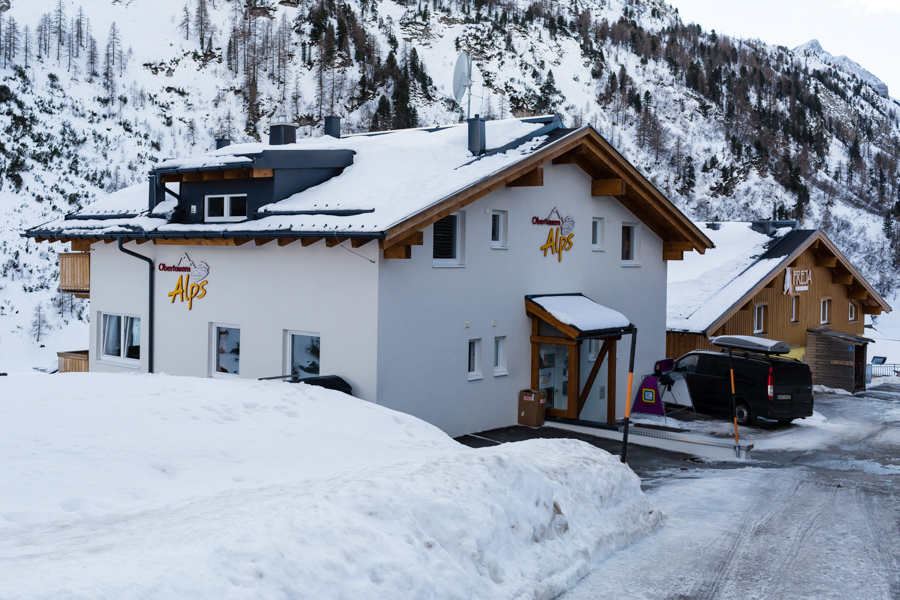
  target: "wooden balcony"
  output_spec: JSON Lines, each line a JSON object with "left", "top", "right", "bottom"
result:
{"left": 59, "top": 252, "right": 90, "bottom": 298}
{"left": 58, "top": 350, "right": 89, "bottom": 373}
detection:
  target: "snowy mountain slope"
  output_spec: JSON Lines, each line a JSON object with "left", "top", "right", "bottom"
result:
{"left": 793, "top": 39, "right": 890, "bottom": 99}
{"left": 1, "top": 0, "right": 899, "bottom": 368}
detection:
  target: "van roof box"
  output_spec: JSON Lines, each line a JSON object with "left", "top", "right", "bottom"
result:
{"left": 711, "top": 335, "right": 791, "bottom": 355}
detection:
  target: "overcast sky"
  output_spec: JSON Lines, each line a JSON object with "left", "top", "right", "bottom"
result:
{"left": 667, "top": 0, "right": 900, "bottom": 100}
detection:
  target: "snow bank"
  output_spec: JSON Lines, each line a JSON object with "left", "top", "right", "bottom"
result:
{"left": 0, "top": 373, "right": 660, "bottom": 599}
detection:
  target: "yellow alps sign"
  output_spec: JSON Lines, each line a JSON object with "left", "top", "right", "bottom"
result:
{"left": 534, "top": 208, "right": 575, "bottom": 262}
{"left": 160, "top": 253, "right": 209, "bottom": 310}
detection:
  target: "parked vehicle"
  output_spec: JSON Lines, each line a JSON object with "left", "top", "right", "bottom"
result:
{"left": 672, "top": 347, "right": 814, "bottom": 425}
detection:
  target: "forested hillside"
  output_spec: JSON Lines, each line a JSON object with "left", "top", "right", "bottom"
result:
{"left": 0, "top": 0, "right": 898, "bottom": 367}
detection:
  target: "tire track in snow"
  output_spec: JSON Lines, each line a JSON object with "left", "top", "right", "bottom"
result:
{"left": 687, "top": 478, "right": 806, "bottom": 600}
{"left": 857, "top": 487, "right": 900, "bottom": 599}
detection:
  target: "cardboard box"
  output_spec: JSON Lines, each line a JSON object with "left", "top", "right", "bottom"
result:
{"left": 518, "top": 389, "right": 547, "bottom": 428}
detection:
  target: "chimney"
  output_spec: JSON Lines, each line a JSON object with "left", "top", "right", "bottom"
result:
{"left": 324, "top": 115, "right": 341, "bottom": 139}
{"left": 215, "top": 137, "right": 231, "bottom": 150}
{"left": 268, "top": 105, "right": 298, "bottom": 146}
{"left": 468, "top": 114, "right": 485, "bottom": 156}
{"left": 750, "top": 220, "right": 798, "bottom": 236}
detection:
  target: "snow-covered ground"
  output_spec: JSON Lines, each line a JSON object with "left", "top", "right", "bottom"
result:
{"left": 0, "top": 373, "right": 660, "bottom": 599}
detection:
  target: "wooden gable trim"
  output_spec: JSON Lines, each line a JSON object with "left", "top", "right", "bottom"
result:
{"left": 381, "top": 128, "right": 713, "bottom": 253}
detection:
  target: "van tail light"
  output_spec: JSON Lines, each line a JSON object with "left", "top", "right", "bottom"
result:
{"left": 767, "top": 367, "right": 774, "bottom": 401}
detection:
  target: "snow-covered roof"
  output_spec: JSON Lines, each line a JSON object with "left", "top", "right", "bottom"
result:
{"left": 527, "top": 294, "right": 632, "bottom": 336}
{"left": 667, "top": 222, "right": 812, "bottom": 334}
{"left": 30, "top": 118, "right": 557, "bottom": 239}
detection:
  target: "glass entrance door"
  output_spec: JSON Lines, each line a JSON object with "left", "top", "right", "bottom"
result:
{"left": 538, "top": 343, "right": 570, "bottom": 413}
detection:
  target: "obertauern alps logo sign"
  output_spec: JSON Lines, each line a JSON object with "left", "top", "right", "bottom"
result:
{"left": 534, "top": 207, "right": 575, "bottom": 262}
{"left": 160, "top": 253, "right": 210, "bottom": 310}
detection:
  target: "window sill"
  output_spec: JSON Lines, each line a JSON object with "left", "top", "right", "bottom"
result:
{"left": 96, "top": 357, "right": 140, "bottom": 368}
{"left": 467, "top": 374, "right": 484, "bottom": 381}
{"left": 620, "top": 262, "right": 641, "bottom": 268}
{"left": 433, "top": 263, "right": 466, "bottom": 268}
{"left": 204, "top": 218, "right": 249, "bottom": 224}
{"left": 490, "top": 245, "right": 509, "bottom": 250}
{"left": 592, "top": 248, "right": 605, "bottom": 252}
{"left": 493, "top": 370, "right": 508, "bottom": 377}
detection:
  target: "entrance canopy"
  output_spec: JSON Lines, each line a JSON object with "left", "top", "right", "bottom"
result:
{"left": 525, "top": 294, "right": 635, "bottom": 422}
{"left": 525, "top": 294, "right": 633, "bottom": 340}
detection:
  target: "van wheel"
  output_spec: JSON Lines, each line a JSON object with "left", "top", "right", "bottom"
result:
{"left": 734, "top": 402, "right": 753, "bottom": 426}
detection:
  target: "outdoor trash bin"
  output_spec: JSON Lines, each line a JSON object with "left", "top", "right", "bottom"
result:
{"left": 518, "top": 389, "right": 547, "bottom": 428}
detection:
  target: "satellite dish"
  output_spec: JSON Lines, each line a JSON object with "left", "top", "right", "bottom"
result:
{"left": 452, "top": 51, "right": 472, "bottom": 117}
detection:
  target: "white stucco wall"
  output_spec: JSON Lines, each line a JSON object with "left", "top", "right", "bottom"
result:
{"left": 88, "top": 240, "right": 381, "bottom": 401}
{"left": 376, "top": 163, "right": 668, "bottom": 438}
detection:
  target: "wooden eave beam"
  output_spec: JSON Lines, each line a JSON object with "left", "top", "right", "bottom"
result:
{"left": 233, "top": 238, "right": 254, "bottom": 246}
{"left": 255, "top": 238, "right": 275, "bottom": 246}
{"left": 300, "top": 237, "right": 322, "bottom": 247}
{"left": 278, "top": 238, "right": 298, "bottom": 246}
{"left": 506, "top": 167, "right": 544, "bottom": 187}
{"left": 848, "top": 288, "right": 868, "bottom": 300}
{"left": 351, "top": 238, "right": 373, "bottom": 248}
{"left": 831, "top": 272, "right": 853, "bottom": 285}
{"left": 530, "top": 335, "right": 577, "bottom": 346}
{"left": 815, "top": 254, "right": 838, "bottom": 268}
{"left": 71, "top": 240, "right": 92, "bottom": 251}
{"left": 551, "top": 145, "right": 588, "bottom": 165}
{"left": 663, "top": 241, "right": 695, "bottom": 253}
{"left": 224, "top": 169, "right": 252, "bottom": 180}
{"left": 662, "top": 250, "right": 684, "bottom": 261}
{"left": 325, "top": 237, "right": 348, "bottom": 247}
{"left": 182, "top": 172, "right": 203, "bottom": 182}
{"left": 252, "top": 168, "right": 274, "bottom": 178}
{"left": 591, "top": 178, "right": 626, "bottom": 197}
{"left": 383, "top": 245, "right": 412, "bottom": 259}
{"left": 202, "top": 171, "right": 224, "bottom": 181}
{"left": 160, "top": 173, "right": 182, "bottom": 183}
{"left": 861, "top": 305, "right": 883, "bottom": 315}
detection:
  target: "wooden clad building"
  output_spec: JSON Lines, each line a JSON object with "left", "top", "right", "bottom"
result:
{"left": 667, "top": 221, "right": 891, "bottom": 392}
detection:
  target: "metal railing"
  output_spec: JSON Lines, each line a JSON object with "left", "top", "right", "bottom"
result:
{"left": 870, "top": 364, "right": 900, "bottom": 378}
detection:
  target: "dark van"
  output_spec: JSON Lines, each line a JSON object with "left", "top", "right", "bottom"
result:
{"left": 672, "top": 350, "right": 814, "bottom": 425}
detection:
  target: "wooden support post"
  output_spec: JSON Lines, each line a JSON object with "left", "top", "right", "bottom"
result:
{"left": 606, "top": 339, "right": 617, "bottom": 424}
{"left": 530, "top": 318, "right": 540, "bottom": 390}
{"left": 577, "top": 338, "right": 613, "bottom": 416}
{"left": 567, "top": 344, "right": 579, "bottom": 419}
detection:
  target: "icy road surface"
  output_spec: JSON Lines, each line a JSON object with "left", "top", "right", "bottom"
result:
{"left": 560, "top": 382, "right": 900, "bottom": 600}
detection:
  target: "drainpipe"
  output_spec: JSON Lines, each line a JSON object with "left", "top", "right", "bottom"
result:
{"left": 117, "top": 239, "right": 154, "bottom": 373}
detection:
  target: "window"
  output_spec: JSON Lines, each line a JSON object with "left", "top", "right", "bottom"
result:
{"left": 433, "top": 212, "right": 465, "bottom": 266}
{"left": 588, "top": 339, "right": 601, "bottom": 361}
{"left": 821, "top": 298, "right": 832, "bottom": 325}
{"left": 674, "top": 354, "right": 699, "bottom": 373}
{"left": 205, "top": 194, "right": 248, "bottom": 222}
{"left": 753, "top": 304, "right": 766, "bottom": 334}
{"left": 287, "top": 332, "right": 320, "bottom": 379}
{"left": 493, "top": 336, "right": 507, "bottom": 376}
{"left": 621, "top": 223, "right": 639, "bottom": 264}
{"left": 467, "top": 339, "right": 482, "bottom": 380}
{"left": 213, "top": 325, "right": 241, "bottom": 376}
{"left": 849, "top": 301, "right": 858, "bottom": 322}
{"left": 791, "top": 295, "right": 800, "bottom": 323}
{"left": 490, "top": 210, "right": 508, "bottom": 249}
{"left": 592, "top": 218, "right": 605, "bottom": 251}
{"left": 100, "top": 313, "right": 141, "bottom": 364}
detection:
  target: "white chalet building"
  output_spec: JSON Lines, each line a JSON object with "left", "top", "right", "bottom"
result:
{"left": 28, "top": 116, "right": 712, "bottom": 437}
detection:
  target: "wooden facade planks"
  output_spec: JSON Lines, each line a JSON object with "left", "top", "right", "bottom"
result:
{"left": 59, "top": 252, "right": 90, "bottom": 296}
{"left": 666, "top": 245, "right": 867, "bottom": 359}
{"left": 57, "top": 350, "right": 89, "bottom": 373}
